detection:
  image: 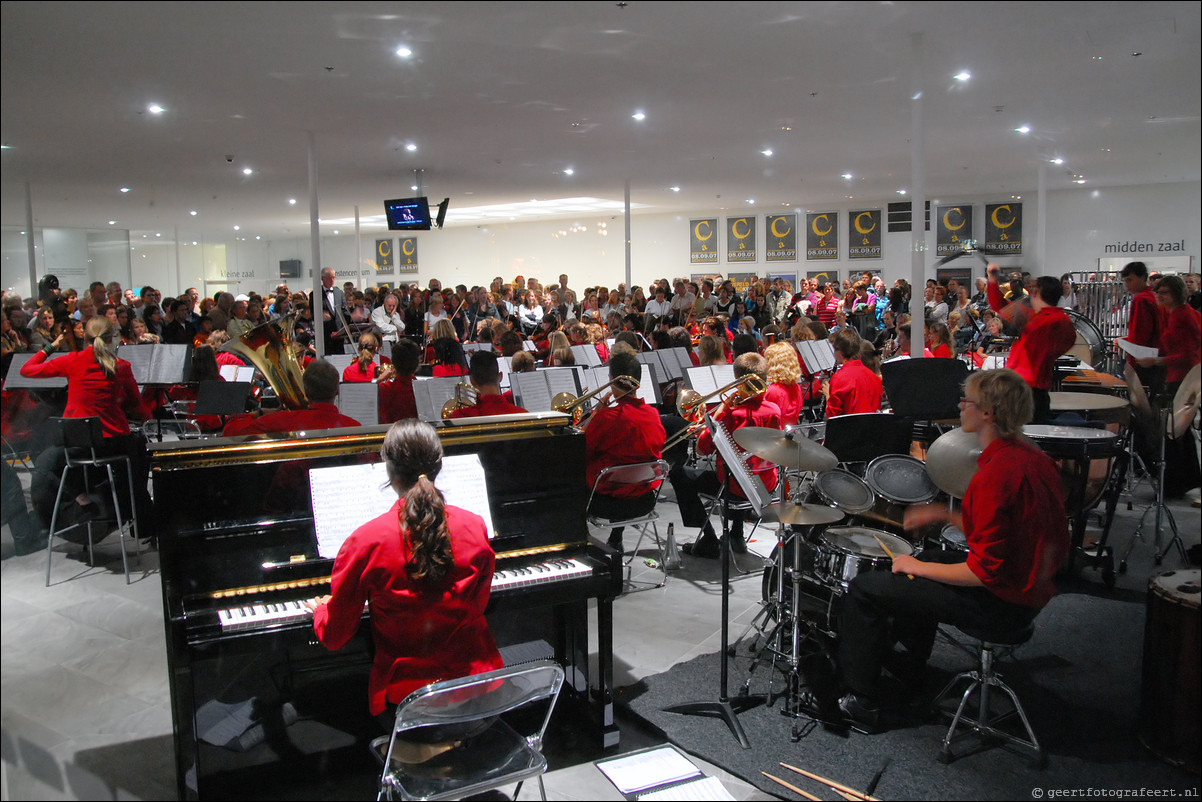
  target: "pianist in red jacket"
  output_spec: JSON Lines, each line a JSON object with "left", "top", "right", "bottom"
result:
{"left": 308, "top": 419, "right": 503, "bottom": 720}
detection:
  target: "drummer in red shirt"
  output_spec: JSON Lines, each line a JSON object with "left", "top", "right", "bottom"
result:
{"left": 801, "top": 369, "right": 1069, "bottom": 732}
{"left": 584, "top": 351, "right": 666, "bottom": 554}
{"left": 222, "top": 360, "right": 360, "bottom": 435}
{"left": 987, "top": 266, "right": 1076, "bottom": 423}
{"left": 447, "top": 351, "right": 527, "bottom": 419}
{"left": 824, "top": 329, "right": 882, "bottom": 418}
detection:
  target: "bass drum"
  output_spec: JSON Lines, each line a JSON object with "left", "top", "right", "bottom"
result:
{"left": 1066, "top": 309, "right": 1106, "bottom": 369}
{"left": 761, "top": 538, "right": 843, "bottom": 637}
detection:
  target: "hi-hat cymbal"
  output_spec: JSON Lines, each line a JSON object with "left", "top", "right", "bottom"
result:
{"left": 924, "top": 427, "right": 982, "bottom": 499}
{"left": 762, "top": 502, "right": 845, "bottom": 526}
{"left": 734, "top": 426, "right": 838, "bottom": 472}
{"left": 1172, "top": 363, "right": 1201, "bottom": 439}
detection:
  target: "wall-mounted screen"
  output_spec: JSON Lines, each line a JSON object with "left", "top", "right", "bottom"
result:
{"left": 384, "top": 197, "right": 432, "bottom": 231}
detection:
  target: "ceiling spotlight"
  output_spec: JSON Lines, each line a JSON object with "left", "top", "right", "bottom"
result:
{"left": 669, "top": 186, "right": 681, "bottom": 192}
{"left": 564, "top": 167, "right": 575, "bottom": 176}
{"left": 190, "top": 210, "right": 198, "bottom": 215}
{"left": 745, "top": 198, "right": 755, "bottom": 204}
{"left": 896, "top": 189, "right": 907, "bottom": 195}
{"left": 761, "top": 149, "right": 773, "bottom": 157}
{"left": 1015, "top": 125, "right": 1031, "bottom": 134}
{"left": 242, "top": 167, "right": 253, "bottom": 175}
{"left": 1049, "top": 158, "right": 1064, "bottom": 165}
{"left": 1074, "top": 178, "right": 1087, "bottom": 184}
{"left": 288, "top": 198, "right": 297, "bottom": 205}
{"left": 395, "top": 46, "right": 413, "bottom": 58}
{"left": 119, "top": 187, "right": 131, "bottom": 193}
{"left": 842, "top": 173, "right": 853, "bottom": 180}
{"left": 147, "top": 103, "right": 165, "bottom": 114}
{"left": 631, "top": 111, "right": 646, "bottom": 121}
{"left": 233, "top": 225, "right": 240, "bottom": 231}
{"left": 108, "top": 220, "right": 116, "bottom": 225}
{"left": 953, "top": 72, "right": 971, "bottom": 82}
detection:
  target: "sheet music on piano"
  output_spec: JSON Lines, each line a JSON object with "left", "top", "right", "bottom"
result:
{"left": 309, "top": 453, "right": 496, "bottom": 559}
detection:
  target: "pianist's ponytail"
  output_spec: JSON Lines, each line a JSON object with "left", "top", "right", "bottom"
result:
{"left": 381, "top": 419, "right": 453, "bottom": 588}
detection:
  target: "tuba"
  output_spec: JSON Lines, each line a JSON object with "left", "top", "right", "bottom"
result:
{"left": 219, "top": 314, "right": 309, "bottom": 409}
{"left": 441, "top": 382, "right": 479, "bottom": 418}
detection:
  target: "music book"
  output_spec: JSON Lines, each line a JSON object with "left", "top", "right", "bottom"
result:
{"left": 309, "top": 453, "right": 496, "bottom": 559}
{"left": 510, "top": 368, "right": 582, "bottom": 412}
{"left": 684, "top": 364, "right": 736, "bottom": 396}
{"left": 594, "top": 745, "right": 732, "bottom": 799}
{"left": 411, "top": 376, "right": 467, "bottom": 421}
{"left": 795, "top": 339, "right": 837, "bottom": 374}
{"left": 218, "top": 365, "right": 256, "bottom": 383}
{"left": 708, "top": 416, "right": 772, "bottom": 517}
{"left": 117, "top": 343, "right": 192, "bottom": 385}
{"left": 498, "top": 355, "right": 513, "bottom": 389}
{"left": 581, "top": 365, "right": 660, "bottom": 405}
{"left": 570, "top": 343, "right": 603, "bottom": 368}
{"left": 337, "top": 382, "right": 378, "bottom": 425}
{"left": 463, "top": 342, "right": 495, "bottom": 353}
{"left": 2, "top": 351, "right": 69, "bottom": 389}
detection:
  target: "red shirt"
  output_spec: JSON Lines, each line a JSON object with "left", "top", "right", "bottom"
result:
{"left": 815, "top": 295, "right": 841, "bottom": 326}
{"left": 378, "top": 376, "right": 417, "bottom": 423}
{"left": 1128, "top": 287, "right": 1165, "bottom": 350}
{"left": 221, "top": 402, "right": 360, "bottom": 436}
{"left": 825, "top": 359, "right": 882, "bottom": 418}
{"left": 764, "top": 382, "right": 804, "bottom": 426}
{"left": 1005, "top": 306, "right": 1077, "bottom": 390}
{"left": 698, "top": 395, "right": 782, "bottom": 497}
{"left": 1159, "top": 304, "right": 1202, "bottom": 383}
{"left": 931, "top": 343, "right": 953, "bottom": 359}
{"left": 448, "top": 393, "right": 527, "bottom": 418}
{"left": 342, "top": 360, "right": 380, "bottom": 383}
{"left": 962, "top": 437, "right": 1069, "bottom": 609}
{"left": 20, "top": 347, "right": 140, "bottom": 437}
{"left": 584, "top": 396, "right": 666, "bottom": 498}
{"left": 432, "top": 363, "right": 468, "bottom": 378}
{"left": 313, "top": 501, "right": 503, "bottom": 715}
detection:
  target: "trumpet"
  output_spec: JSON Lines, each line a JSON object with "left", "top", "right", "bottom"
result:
{"left": 552, "top": 374, "right": 640, "bottom": 427}
{"left": 664, "top": 373, "right": 767, "bottom": 451}
{"left": 441, "top": 382, "right": 479, "bottom": 418}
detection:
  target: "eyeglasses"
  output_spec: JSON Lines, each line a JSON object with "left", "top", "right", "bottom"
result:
{"left": 958, "top": 396, "right": 980, "bottom": 407}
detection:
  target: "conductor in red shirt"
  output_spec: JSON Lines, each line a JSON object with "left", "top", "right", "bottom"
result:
{"left": 447, "top": 351, "right": 527, "bottom": 419}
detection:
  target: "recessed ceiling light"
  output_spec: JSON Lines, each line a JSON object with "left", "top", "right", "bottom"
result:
{"left": 1015, "top": 125, "right": 1030, "bottom": 134}
{"left": 120, "top": 187, "right": 131, "bottom": 193}
{"left": 155, "top": 233, "right": 161, "bottom": 237}
{"left": 242, "top": 167, "right": 253, "bottom": 175}
{"left": 842, "top": 173, "right": 853, "bottom": 180}
{"left": 1074, "top": 178, "right": 1087, "bottom": 184}
{"left": 395, "top": 46, "right": 412, "bottom": 58}
{"left": 780, "top": 125, "right": 792, "bottom": 131}
{"left": 631, "top": 111, "right": 646, "bottom": 121}
{"left": 333, "top": 229, "right": 339, "bottom": 235}
{"left": 190, "top": 210, "right": 198, "bottom": 215}
{"left": 1049, "top": 158, "right": 1064, "bottom": 165}
{"left": 761, "top": 149, "right": 773, "bottom": 157}
{"left": 147, "top": 103, "right": 165, "bottom": 115}
{"left": 405, "top": 143, "right": 417, "bottom": 152}
{"left": 745, "top": 198, "right": 755, "bottom": 204}
{"left": 669, "top": 186, "right": 681, "bottom": 192}
{"left": 233, "top": 225, "right": 240, "bottom": 231}
{"left": 108, "top": 220, "right": 116, "bottom": 225}
{"left": 897, "top": 189, "right": 907, "bottom": 195}
{"left": 564, "top": 167, "right": 575, "bottom": 176}
{"left": 953, "top": 72, "right": 971, "bottom": 81}
{"left": 288, "top": 198, "right": 297, "bottom": 205}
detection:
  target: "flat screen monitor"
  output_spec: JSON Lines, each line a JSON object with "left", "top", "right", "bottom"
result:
{"left": 384, "top": 196, "right": 431, "bottom": 231}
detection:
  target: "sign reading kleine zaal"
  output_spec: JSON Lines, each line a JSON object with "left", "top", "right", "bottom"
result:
{"left": 806, "top": 212, "right": 838, "bottom": 260}
{"left": 848, "top": 209, "right": 882, "bottom": 259}
{"left": 398, "top": 237, "right": 418, "bottom": 273}
{"left": 936, "top": 204, "right": 974, "bottom": 257}
{"left": 766, "top": 214, "right": 797, "bottom": 262}
{"left": 690, "top": 218, "right": 719, "bottom": 263}
{"left": 726, "top": 216, "right": 757, "bottom": 262}
{"left": 984, "top": 203, "right": 1022, "bottom": 254}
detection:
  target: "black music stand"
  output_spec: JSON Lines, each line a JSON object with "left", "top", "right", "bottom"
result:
{"left": 881, "top": 357, "right": 968, "bottom": 420}
{"left": 193, "top": 381, "right": 253, "bottom": 417}
{"left": 663, "top": 416, "right": 769, "bottom": 749}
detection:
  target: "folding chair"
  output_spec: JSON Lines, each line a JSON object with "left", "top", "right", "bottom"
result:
{"left": 586, "top": 460, "right": 671, "bottom": 590}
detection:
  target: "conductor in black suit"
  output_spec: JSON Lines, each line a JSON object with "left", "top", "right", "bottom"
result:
{"left": 310, "top": 267, "right": 350, "bottom": 356}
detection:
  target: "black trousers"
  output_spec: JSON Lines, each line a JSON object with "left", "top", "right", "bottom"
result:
{"left": 837, "top": 550, "right": 1038, "bottom": 699}
{"left": 588, "top": 491, "right": 656, "bottom": 541}
{"left": 667, "top": 465, "right": 747, "bottom": 539}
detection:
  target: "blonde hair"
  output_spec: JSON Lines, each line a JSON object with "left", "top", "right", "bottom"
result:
{"left": 697, "top": 334, "right": 726, "bottom": 366}
{"left": 431, "top": 318, "right": 456, "bottom": 341}
{"left": 964, "top": 369, "right": 1033, "bottom": 439}
{"left": 510, "top": 351, "right": 536, "bottom": 372}
{"left": 548, "top": 331, "right": 570, "bottom": 351}
{"left": 764, "top": 342, "right": 801, "bottom": 385}
{"left": 86, "top": 316, "right": 119, "bottom": 378}
{"left": 357, "top": 332, "right": 380, "bottom": 372}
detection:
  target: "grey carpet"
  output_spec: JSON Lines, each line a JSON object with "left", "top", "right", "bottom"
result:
{"left": 624, "top": 591, "right": 1197, "bottom": 800}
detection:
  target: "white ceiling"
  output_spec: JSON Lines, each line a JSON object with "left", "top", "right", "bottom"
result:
{"left": 2, "top": 1, "right": 1199, "bottom": 241}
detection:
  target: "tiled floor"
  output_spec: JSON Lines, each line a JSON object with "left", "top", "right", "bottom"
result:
{"left": 2, "top": 450, "right": 1198, "bottom": 801}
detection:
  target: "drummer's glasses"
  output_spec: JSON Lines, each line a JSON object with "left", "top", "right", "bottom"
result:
{"left": 958, "top": 396, "right": 980, "bottom": 408}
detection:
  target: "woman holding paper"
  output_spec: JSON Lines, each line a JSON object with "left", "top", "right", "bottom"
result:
{"left": 308, "top": 419, "right": 503, "bottom": 720}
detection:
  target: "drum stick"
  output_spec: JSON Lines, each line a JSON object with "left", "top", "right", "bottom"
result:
{"left": 780, "top": 763, "right": 880, "bottom": 801}
{"left": 869, "top": 532, "right": 913, "bottom": 580}
{"left": 762, "top": 772, "right": 822, "bottom": 801}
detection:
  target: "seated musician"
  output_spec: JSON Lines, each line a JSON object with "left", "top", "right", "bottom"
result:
{"left": 307, "top": 419, "right": 504, "bottom": 729}
{"left": 448, "top": 351, "right": 528, "bottom": 418}
{"left": 926, "top": 322, "right": 954, "bottom": 358}
{"left": 671, "top": 353, "right": 782, "bottom": 558}
{"left": 802, "top": 369, "right": 1069, "bottom": 732}
{"left": 428, "top": 319, "right": 469, "bottom": 377}
{"left": 378, "top": 339, "right": 420, "bottom": 424}
{"left": 823, "top": 329, "right": 882, "bottom": 418}
{"left": 342, "top": 332, "right": 387, "bottom": 383}
{"left": 222, "top": 360, "right": 359, "bottom": 435}
{"left": 585, "top": 351, "right": 667, "bottom": 555}
{"left": 763, "top": 342, "right": 805, "bottom": 426}
{"left": 986, "top": 265, "right": 1076, "bottom": 423}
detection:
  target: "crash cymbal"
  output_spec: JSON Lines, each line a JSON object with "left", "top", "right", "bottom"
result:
{"left": 734, "top": 426, "right": 838, "bottom": 472}
{"left": 1172, "top": 363, "right": 1201, "bottom": 439}
{"left": 1049, "top": 392, "right": 1129, "bottom": 412}
{"left": 924, "top": 427, "right": 982, "bottom": 499}
{"left": 1124, "top": 363, "right": 1155, "bottom": 430}
{"left": 762, "top": 502, "right": 845, "bottom": 526}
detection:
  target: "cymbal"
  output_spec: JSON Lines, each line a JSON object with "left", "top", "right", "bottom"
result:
{"left": 1049, "top": 391, "right": 1129, "bottom": 412}
{"left": 734, "top": 426, "right": 838, "bottom": 472}
{"left": 762, "top": 502, "right": 845, "bottom": 526}
{"left": 924, "top": 427, "right": 982, "bottom": 499}
{"left": 1124, "top": 363, "right": 1155, "bottom": 432}
{"left": 1172, "top": 363, "right": 1201, "bottom": 439}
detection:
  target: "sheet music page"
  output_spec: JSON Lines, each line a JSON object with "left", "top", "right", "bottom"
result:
{"left": 148, "top": 344, "right": 192, "bottom": 384}
{"left": 712, "top": 363, "right": 736, "bottom": 387}
{"left": 709, "top": 418, "right": 771, "bottom": 515}
{"left": 2, "top": 352, "right": 69, "bottom": 389}
{"left": 654, "top": 349, "right": 683, "bottom": 381}
{"left": 571, "top": 344, "right": 602, "bottom": 368}
{"left": 337, "top": 382, "right": 378, "bottom": 425}
{"left": 219, "top": 364, "right": 238, "bottom": 382}
{"left": 1116, "top": 338, "right": 1158, "bottom": 360}
{"left": 512, "top": 372, "right": 553, "bottom": 411}
{"left": 235, "top": 365, "right": 256, "bottom": 383}
{"left": 638, "top": 364, "right": 659, "bottom": 404}
{"left": 310, "top": 454, "right": 496, "bottom": 559}
{"left": 596, "top": 746, "right": 702, "bottom": 795}
{"left": 522, "top": 339, "right": 538, "bottom": 352}
{"left": 686, "top": 366, "right": 718, "bottom": 395}
{"left": 117, "top": 344, "right": 154, "bottom": 384}
{"left": 425, "top": 377, "right": 462, "bottom": 419}
{"left": 498, "top": 356, "right": 513, "bottom": 389}
{"left": 797, "top": 340, "right": 837, "bottom": 373}
{"left": 411, "top": 378, "right": 438, "bottom": 421}
{"left": 463, "top": 342, "right": 494, "bottom": 353}
{"left": 326, "top": 354, "right": 354, "bottom": 375}
{"left": 639, "top": 776, "right": 735, "bottom": 801}
{"left": 540, "top": 367, "right": 581, "bottom": 400}
{"left": 670, "top": 348, "right": 694, "bottom": 377}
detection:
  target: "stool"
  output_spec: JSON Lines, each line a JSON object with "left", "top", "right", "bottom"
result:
{"left": 45, "top": 417, "right": 143, "bottom": 586}
{"left": 931, "top": 620, "right": 1044, "bottom": 767}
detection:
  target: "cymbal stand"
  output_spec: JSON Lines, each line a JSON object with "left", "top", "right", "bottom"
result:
{"left": 1119, "top": 400, "right": 1188, "bottom": 572}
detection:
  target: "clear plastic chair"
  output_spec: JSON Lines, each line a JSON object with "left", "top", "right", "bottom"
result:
{"left": 375, "top": 660, "right": 565, "bottom": 801}
{"left": 586, "top": 460, "right": 671, "bottom": 590}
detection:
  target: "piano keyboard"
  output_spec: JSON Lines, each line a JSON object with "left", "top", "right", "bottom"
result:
{"left": 216, "top": 558, "right": 595, "bottom": 631}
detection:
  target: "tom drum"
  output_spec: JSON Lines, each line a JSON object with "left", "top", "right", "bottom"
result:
{"left": 863, "top": 454, "right": 939, "bottom": 532}
{"left": 813, "top": 526, "right": 916, "bottom": 589}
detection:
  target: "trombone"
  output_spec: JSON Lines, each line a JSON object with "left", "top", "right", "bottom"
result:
{"left": 663, "top": 373, "right": 767, "bottom": 451}
{"left": 552, "top": 375, "right": 640, "bottom": 428}
{"left": 441, "top": 382, "right": 479, "bottom": 418}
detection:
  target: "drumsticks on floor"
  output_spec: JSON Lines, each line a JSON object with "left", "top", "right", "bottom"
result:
{"left": 870, "top": 532, "right": 914, "bottom": 580}
{"left": 780, "top": 763, "right": 880, "bottom": 801}
{"left": 762, "top": 772, "right": 822, "bottom": 801}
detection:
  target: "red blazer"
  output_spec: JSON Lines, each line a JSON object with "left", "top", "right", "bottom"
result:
{"left": 1006, "top": 306, "right": 1077, "bottom": 390}
{"left": 764, "top": 382, "right": 804, "bottom": 426}
{"left": 584, "top": 396, "right": 666, "bottom": 498}
{"left": 825, "top": 359, "right": 882, "bottom": 418}
{"left": 448, "top": 393, "right": 527, "bottom": 418}
{"left": 342, "top": 360, "right": 380, "bottom": 383}
{"left": 20, "top": 347, "right": 140, "bottom": 437}
{"left": 221, "top": 402, "right": 360, "bottom": 436}
{"left": 378, "top": 376, "right": 417, "bottom": 424}
{"left": 1159, "top": 304, "right": 1201, "bottom": 383}
{"left": 313, "top": 501, "right": 503, "bottom": 715}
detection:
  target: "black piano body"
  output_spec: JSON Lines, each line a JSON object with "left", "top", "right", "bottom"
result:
{"left": 150, "top": 412, "right": 620, "bottom": 800}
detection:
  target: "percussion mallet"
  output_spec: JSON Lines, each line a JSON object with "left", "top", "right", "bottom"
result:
{"left": 870, "top": 532, "right": 913, "bottom": 580}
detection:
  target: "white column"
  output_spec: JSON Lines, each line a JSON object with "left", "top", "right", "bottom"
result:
{"left": 1036, "top": 163, "right": 1047, "bottom": 274}
{"left": 624, "top": 180, "right": 632, "bottom": 291}
{"left": 909, "top": 33, "right": 926, "bottom": 358}
{"left": 309, "top": 131, "right": 324, "bottom": 358}
{"left": 25, "top": 182, "right": 37, "bottom": 294}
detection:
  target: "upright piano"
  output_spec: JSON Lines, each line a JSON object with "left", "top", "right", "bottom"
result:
{"left": 150, "top": 412, "right": 620, "bottom": 800}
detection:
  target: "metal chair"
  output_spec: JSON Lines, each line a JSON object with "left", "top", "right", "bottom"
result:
{"left": 586, "top": 460, "right": 671, "bottom": 589}
{"left": 45, "top": 417, "right": 142, "bottom": 586}
{"left": 931, "top": 619, "right": 1044, "bottom": 767}
{"left": 375, "top": 660, "right": 565, "bottom": 801}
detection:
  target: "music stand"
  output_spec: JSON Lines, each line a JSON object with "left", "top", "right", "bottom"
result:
{"left": 663, "top": 416, "right": 768, "bottom": 749}
{"left": 881, "top": 358, "right": 968, "bottom": 420}
{"left": 192, "top": 381, "right": 253, "bottom": 417}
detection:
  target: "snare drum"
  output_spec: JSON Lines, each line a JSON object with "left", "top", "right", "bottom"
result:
{"left": 810, "top": 469, "right": 875, "bottom": 516}
{"left": 862, "top": 454, "right": 939, "bottom": 532}
{"left": 938, "top": 524, "right": 968, "bottom": 552}
{"left": 813, "top": 526, "right": 915, "bottom": 588}
{"left": 1024, "top": 424, "right": 1122, "bottom": 517}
